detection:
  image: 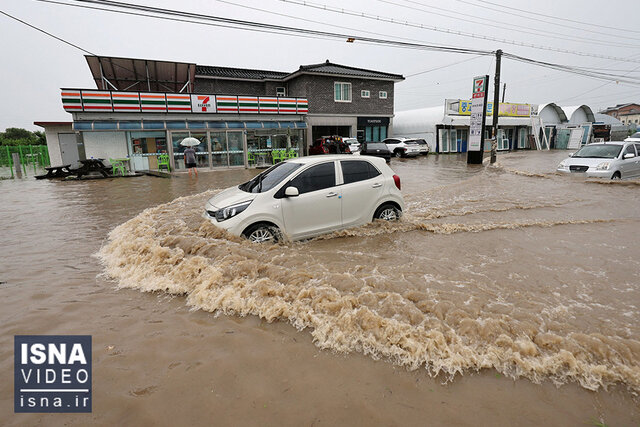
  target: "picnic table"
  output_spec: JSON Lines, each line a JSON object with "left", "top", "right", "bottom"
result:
{"left": 70, "top": 158, "right": 111, "bottom": 179}
{"left": 35, "top": 164, "right": 73, "bottom": 180}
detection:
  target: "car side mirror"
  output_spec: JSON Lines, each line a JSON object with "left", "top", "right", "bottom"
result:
{"left": 568, "top": 152, "right": 574, "bottom": 157}
{"left": 623, "top": 153, "right": 635, "bottom": 159}
{"left": 285, "top": 186, "right": 299, "bottom": 197}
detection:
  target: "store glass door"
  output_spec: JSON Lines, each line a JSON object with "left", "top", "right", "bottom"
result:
{"left": 227, "top": 131, "right": 245, "bottom": 167}
{"left": 209, "top": 131, "right": 246, "bottom": 168}
{"left": 210, "top": 131, "right": 227, "bottom": 167}
{"left": 171, "top": 132, "right": 210, "bottom": 170}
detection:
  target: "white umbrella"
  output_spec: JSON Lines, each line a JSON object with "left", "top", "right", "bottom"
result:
{"left": 180, "top": 137, "right": 201, "bottom": 147}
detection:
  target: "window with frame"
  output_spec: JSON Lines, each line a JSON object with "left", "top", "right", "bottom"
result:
{"left": 288, "top": 162, "right": 336, "bottom": 194}
{"left": 361, "top": 90, "right": 370, "bottom": 98}
{"left": 379, "top": 91, "right": 388, "bottom": 99}
{"left": 341, "top": 160, "right": 381, "bottom": 184}
{"left": 334, "top": 82, "right": 352, "bottom": 102}
{"left": 623, "top": 144, "right": 636, "bottom": 157}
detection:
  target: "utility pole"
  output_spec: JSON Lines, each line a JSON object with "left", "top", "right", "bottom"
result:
{"left": 490, "top": 49, "right": 502, "bottom": 164}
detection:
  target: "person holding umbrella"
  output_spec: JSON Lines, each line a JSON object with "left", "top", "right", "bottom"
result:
{"left": 181, "top": 137, "right": 200, "bottom": 177}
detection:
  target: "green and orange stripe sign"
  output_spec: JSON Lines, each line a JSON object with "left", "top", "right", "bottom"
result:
{"left": 238, "top": 96, "right": 259, "bottom": 113}
{"left": 112, "top": 92, "right": 141, "bottom": 112}
{"left": 217, "top": 96, "right": 238, "bottom": 113}
{"left": 61, "top": 90, "right": 82, "bottom": 111}
{"left": 166, "top": 94, "right": 191, "bottom": 112}
{"left": 61, "top": 89, "right": 308, "bottom": 115}
{"left": 81, "top": 90, "right": 112, "bottom": 112}
{"left": 259, "top": 97, "right": 278, "bottom": 113}
{"left": 278, "top": 98, "right": 297, "bottom": 114}
{"left": 140, "top": 93, "right": 167, "bottom": 112}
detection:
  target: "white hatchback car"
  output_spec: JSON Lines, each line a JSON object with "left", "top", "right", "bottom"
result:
{"left": 557, "top": 141, "right": 640, "bottom": 179}
{"left": 204, "top": 155, "right": 405, "bottom": 242}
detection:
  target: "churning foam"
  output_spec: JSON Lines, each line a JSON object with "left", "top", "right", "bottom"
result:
{"left": 96, "top": 190, "right": 640, "bottom": 395}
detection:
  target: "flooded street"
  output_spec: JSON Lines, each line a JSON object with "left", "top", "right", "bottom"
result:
{"left": 1, "top": 151, "right": 638, "bottom": 425}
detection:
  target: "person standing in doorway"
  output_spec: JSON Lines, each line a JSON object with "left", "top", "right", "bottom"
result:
{"left": 184, "top": 146, "right": 198, "bottom": 177}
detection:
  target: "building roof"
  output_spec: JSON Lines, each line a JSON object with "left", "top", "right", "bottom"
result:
{"left": 600, "top": 103, "right": 640, "bottom": 113}
{"left": 288, "top": 60, "right": 404, "bottom": 81}
{"left": 195, "top": 65, "right": 289, "bottom": 80}
{"left": 196, "top": 60, "right": 404, "bottom": 82}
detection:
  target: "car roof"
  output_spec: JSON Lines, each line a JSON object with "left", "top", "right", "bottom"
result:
{"left": 586, "top": 141, "right": 625, "bottom": 146}
{"left": 286, "top": 154, "right": 380, "bottom": 164}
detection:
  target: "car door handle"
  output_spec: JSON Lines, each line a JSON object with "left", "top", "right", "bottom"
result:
{"left": 326, "top": 192, "right": 338, "bottom": 197}
{"left": 372, "top": 183, "right": 382, "bottom": 188}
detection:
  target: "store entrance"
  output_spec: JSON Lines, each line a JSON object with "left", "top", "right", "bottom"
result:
{"left": 210, "top": 131, "right": 246, "bottom": 168}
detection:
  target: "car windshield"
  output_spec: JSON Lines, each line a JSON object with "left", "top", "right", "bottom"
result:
{"left": 572, "top": 144, "right": 622, "bottom": 159}
{"left": 365, "top": 143, "right": 387, "bottom": 150}
{"left": 405, "top": 140, "right": 418, "bottom": 145}
{"left": 630, "top": 132, "right": 640, "bottom": 138}
{"left": 239, "top": 162, "right": 302, "bottom": 193}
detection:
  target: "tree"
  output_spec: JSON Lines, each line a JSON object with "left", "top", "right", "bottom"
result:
{"left": 33, "top": 131, "right": 46, "bottom": 145}
{"left": 0, "top": 127, "right": 42, "bottom": 146}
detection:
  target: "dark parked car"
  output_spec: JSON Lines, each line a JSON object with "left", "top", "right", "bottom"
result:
{"left": 309, "top": 136, "right": 352, "bottom": 155}
{"left": 359, "top": 142, "right": 391, "bottom": 163}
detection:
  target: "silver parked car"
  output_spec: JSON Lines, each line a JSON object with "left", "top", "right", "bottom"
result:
{"left": 557, "top": 141, "right": 640, "bottom": 179}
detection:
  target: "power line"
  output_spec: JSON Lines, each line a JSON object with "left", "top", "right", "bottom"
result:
{"left": 214, "top": 0, "right": 482, "bottom": 50}
{"left": 376, "top": 0, "right": 640, "bottom": 47}
{"left": 466, "top": 0, "right": 640, "bottom": 35}
{"left": 44, "top": 0, "right": 491, "bottom": 55}
{"left": 11, "top": 0, "right": 640, "bottom": 90}
{"left": 0, "top": 9, "right": 95, "bottom": 55}
{"left": 405, "top": 55, "right": 488, "bottom": 77}
{"left": 279, "top": 0, "right": 640, "bottom": 63}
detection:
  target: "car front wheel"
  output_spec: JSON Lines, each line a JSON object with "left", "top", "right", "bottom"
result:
{"left": 394, "top": 150, "right": 404, "bottom": 158}
{"left": 374, "top": 204, "right": 401, "bottom": 221}
{"left": 611, "top": 171, "right": 621, "bottom": 180}
{"left": 242, "top": 223, "right": 281, "bottom": 243}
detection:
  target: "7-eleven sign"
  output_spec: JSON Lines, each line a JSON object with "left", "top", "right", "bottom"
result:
{"left": 191, "top": 94, "right": 216, "bottom": 113}
{"left": 472, "top": 78, "right": 486, "bottom": 98}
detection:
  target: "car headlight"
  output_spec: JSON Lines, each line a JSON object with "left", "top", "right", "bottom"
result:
{"left": 595, "top": 162, "right": 611, "bottom": 170}
{"left": 215, "top": 200, "right": 252, "bottom": 222}
{"left": 558, "top": 161, "right": 568, "bottom": 169}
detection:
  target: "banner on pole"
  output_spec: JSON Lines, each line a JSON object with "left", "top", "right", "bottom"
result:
{"left": 468, "top": 75, "right": 488, "bottom": 152}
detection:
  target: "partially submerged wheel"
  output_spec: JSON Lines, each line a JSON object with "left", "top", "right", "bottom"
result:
{"left": 374, "top": 203, "right": 401, "bottom": 221}
{"left": 611, "top": 172, "right": 621, "bottom": 180}
{"left": 242, "top": 223, "right": 281, "bottom": 243}
{"left": 394, "top": 149, "right": 403, "bottom": 158}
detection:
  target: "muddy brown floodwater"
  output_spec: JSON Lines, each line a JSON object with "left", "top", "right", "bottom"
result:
{"left": 1, "top": 151, "right": 638, "bottom": 426}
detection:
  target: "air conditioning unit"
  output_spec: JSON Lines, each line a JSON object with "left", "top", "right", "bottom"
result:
{"left": 276, "top": 87, "right": 286, "bottom": 97}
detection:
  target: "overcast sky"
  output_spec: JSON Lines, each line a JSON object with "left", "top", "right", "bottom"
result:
{"left": 1, "top": 0, "right": 639, "bottom": 131}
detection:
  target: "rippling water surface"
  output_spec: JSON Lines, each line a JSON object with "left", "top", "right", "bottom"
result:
{"left": 1, "top": 151, "right": 638, "bottom": 425}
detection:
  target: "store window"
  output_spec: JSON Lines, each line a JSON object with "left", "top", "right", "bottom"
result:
{"left": 246, "top": 129, "right": 304, "bottom": 167}
{"left": 334, "top": 82, "right": 352, "bottom": 102}
{"left": 128, "top": 131, "right": 168, "bottom": 171}
{"left": 171, "top": 132, "right": 209, "bottom": 170}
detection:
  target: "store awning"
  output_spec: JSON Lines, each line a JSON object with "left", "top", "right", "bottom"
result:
{"left": 72, "top": 120, "right": 307, "bottom": 131}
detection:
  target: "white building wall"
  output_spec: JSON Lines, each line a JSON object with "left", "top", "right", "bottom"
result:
{"left": 46, "top": 130, "right": 63, "bottom": 166}
{"left": 39, "top": 124, "right": 73, "bottom": 166}
{"left": 82, "top": 131, "right": 128, "bottom": 160}
{"left": 568, "top": 108, "right": 588, "bottom": 124}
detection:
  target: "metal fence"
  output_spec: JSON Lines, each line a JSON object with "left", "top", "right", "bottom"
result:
{"left": 0, "top": 145, "right": 50, "bottom": 178}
